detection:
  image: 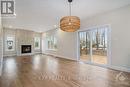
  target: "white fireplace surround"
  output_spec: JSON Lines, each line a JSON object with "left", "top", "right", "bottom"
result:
{"left": 3, "top": 28, "right": 42, "bottom": 57}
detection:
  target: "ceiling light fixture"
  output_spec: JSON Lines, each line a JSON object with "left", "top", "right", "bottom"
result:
{"left": 60, "top": 0, "right": 80, "bottom": 32}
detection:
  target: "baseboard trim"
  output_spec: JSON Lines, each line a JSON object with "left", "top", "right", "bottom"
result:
{"left": 55, "top": 55, "right": 77, "bottom": 61}
{"left": 19, "top": 53, "right": 34, "bottom": 56}
{"left": 34, "top": 52, "right": 42, "bottom": 54}
{"left": 108, "top": 65, "right": 130, "bottom": 73}
{"left": 43, "top": 53, "right": 130, "bottom": 73}
{"left": 43, "top": 53, "right": 77, "bottom": 61}
{"left": 3, "top": 54, "right": 17, "bottom": 57}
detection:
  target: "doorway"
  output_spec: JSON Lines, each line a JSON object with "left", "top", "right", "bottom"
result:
{"left": 79, "top": 26, "right": 110, "bottom": 65}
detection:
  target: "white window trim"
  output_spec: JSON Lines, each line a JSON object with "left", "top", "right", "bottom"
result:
{"left": 46, "top": 35, "right": 57, "bottom": 50}
{"left": 77, "top": 24, "right": 112, "bottom": 68}
{"left": 34, "top": 37, "right": 41, "bottom": 50}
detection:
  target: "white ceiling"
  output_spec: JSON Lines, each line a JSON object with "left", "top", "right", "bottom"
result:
{"left": 2, "top": 0, "right": 130, "bottom": 32}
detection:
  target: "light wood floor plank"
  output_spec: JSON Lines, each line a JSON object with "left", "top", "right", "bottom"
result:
{"left": 0, "top": 54, "right": 130, "bottom": 87}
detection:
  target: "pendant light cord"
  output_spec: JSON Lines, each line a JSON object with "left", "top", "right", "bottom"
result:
{"left": 68, "top": 0, "right": 72, "bottom": 23}
{"left": 69, "top": 2, "right": 71, "bottom": 16}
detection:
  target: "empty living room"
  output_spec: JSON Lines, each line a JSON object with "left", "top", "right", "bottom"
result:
{"left": 0, "top": 0, "right": 130, "bottom": 87}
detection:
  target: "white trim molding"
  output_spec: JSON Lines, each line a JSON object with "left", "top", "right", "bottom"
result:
{"left": 43, "top": 53, "right": 77, "bottom": 61}
{"left": 43, "top": 53, "right": 130, "bottom": 72}
{"left": 108, "top": 65, "right": 130, "bottom": 73}
{"left": 77, "top": 25, "right": 112, "bottom": 66}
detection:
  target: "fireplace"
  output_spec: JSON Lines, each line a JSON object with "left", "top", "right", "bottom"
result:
{"left": 21, "top": 45, "right": 31, "bottom": 53}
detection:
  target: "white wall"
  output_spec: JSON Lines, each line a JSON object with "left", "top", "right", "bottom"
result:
{"left": 42, "top": 29, "right": 77, "bottom": 60}
{"left": 0, "top": 12, "right": 3, "bottom": 76}
{"left": 16, "top": 29, "right": 34, "bottom": 56}
{"left": 81, "top": 5, "right": 130, "bottom": 70}
{"left": 3, "top": 28, "right": 16, "bottom": 56}
{"left": 43, "top": 5, "right": 130, "bottom": 71}
{"left": 3, "top": 28, "right": 42, "bottom": 56}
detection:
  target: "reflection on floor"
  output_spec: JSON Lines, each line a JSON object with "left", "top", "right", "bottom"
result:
{"left": 80, "top": 54, "right": 107, "bottom": 64}
{"left": 1, "top": 54, "right": 130, "bottom": 87}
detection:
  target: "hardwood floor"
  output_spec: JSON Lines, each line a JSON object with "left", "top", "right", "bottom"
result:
{"left": 80, "top": 54, "right": 107, "bottom": 64}
{"left": 0, "top": 54, "right": 130, "bottom": 87}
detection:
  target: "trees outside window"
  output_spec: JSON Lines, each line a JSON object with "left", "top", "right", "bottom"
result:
{"left": 34, "top": 37, "right": 40, "bottom": 49}
{"left": 47, "top": 36, "right": 57, "bottom": 50}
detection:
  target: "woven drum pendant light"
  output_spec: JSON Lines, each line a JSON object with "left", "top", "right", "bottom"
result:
{"left": 60, "top": 0, "right": 80, "bottom": 32}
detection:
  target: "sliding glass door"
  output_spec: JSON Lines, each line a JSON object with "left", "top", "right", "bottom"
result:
{"left": 79, "top": 27, "right": 109, "bottom": 65}
{"left": 79, "top": 31, "right": 91, "bottom": 62}
{"left": 91, "top": 28, "right": 108, "bottom": 64}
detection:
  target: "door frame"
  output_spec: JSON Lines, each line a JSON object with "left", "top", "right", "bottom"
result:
{"left": 76, "top": 24, "right": 112, "bottom": 68}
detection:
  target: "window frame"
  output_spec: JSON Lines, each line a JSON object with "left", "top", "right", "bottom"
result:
{"left": 34, "top": 37, "right": 41, "bottom": 50}
{"left": 46, "top": 35, "right": 57, "bottom": 50}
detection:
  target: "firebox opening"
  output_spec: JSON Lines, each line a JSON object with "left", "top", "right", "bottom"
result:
{"left": 21, "top": 45, "right": 31, "bottom": 53}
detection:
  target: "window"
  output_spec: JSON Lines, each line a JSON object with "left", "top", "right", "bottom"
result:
{"left": 6, "top": 36, "right": 15, "bottom": 51}
{"left": 47, "top": 36, "right": 57, "bottom": 50}
{"left": 34, "top": 37, "right": 40, "bottom": 49}
{"left": 79, "top": 26, "right": 109, "bottom": 65}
